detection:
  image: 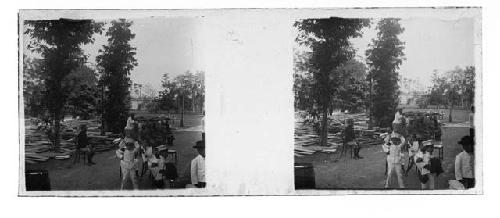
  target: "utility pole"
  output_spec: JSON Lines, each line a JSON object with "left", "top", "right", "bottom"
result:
{"left": 180, "top": 93, "right": 185, "bottom": 127}
{"left": 101, "top": 82, "right": 105, "bottom": 136}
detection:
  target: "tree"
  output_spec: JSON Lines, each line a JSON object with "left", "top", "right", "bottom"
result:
{"left": 428, "top": 66, "right": 475, "bottom": 122}
{"left": 462, "top": 66, "right": 475, "bottom": 108}
{"left": 64, "top": 65, "right": 99, "bottom": 119}
{"left": 96, "top": 19, "right": 138, "bottom": 133}
{"left": 334, "top": 59, "right": 369, "bottom": 113}
{"left": 295, "top": 17, "right": 370, "bottom": 146}
{"left": 366, "top": 18, "right": 405, "bottom": 128}
{"left": 158, "top": 71, "right": 205, "bottom": 114}
{"left": 24, "top": 19, "right": 103, "bottom": 148}
{"left": 23, "top": 55, "right": 45, "bottom": 118}
{"left": 428, "top": 71, "right": 447, "bottom": 109}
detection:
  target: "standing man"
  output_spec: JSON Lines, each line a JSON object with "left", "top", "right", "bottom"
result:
{"left": 382, "top": 132, "right": 406, "bottom": 189}
{"left": 455, "top": 135, "right": 475, "bottom": 189}
{"left": 77, "top": 124, "right": 96, "bottom": 165}
{"left": 116, "top": 139, "right": 140, "bottom": 190}
{"left": 344, "top": 118, "right": 362, "bottom": 159}
{"left": 190, "top": 140, "right": 206, "bottom": 188}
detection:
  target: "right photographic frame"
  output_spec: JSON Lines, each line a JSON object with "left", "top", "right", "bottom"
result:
{"left": 293, "top": 8, "right": 481, "bottom": 192}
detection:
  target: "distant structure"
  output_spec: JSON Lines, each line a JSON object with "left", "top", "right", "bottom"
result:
{"left": 398, "top": 76, "right": 427, "bottom": 106}
{"left": 130, "top": 83, "right": 146, "bottom": 111}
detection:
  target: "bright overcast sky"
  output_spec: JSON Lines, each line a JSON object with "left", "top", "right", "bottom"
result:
{"left": 351, "top": 17, "right": 476, "bottom": 88}
{"left": 24, "top": 17, "right": 204, "bottom": 91}
{"left": 84, "top": 17, "right": 204, "bottom": 91}
{"left": 24, "top": 16, "right": 476, "bottom": 91}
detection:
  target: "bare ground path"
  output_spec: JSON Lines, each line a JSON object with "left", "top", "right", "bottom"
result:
{"left": 295, "top": 126, "right": 470, "bottom": 189}
{"left": 25, "top": 130, "right": 202, "bottom": 190}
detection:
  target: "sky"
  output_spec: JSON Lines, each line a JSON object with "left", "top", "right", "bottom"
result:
{"left": 350, "top": 17, "right": 476, "bottom": 88}
{"left": 24, "top": 16, "right": 204, "bottom": 91}
{"left": 24, "top": 16, "right": 476, "bottom": 91}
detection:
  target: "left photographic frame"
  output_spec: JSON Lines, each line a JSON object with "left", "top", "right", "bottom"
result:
{"left": 19, "top": 10, "right": 206, "bottom": 196}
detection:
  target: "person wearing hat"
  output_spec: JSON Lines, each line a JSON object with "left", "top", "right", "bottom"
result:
{"left": 455, "top": 135, "right": 475, "bottom": 189}
{"left": 414, "top": 142, "right": 435, "bottom": 189}
{"left": 382, "top": 131, "right": 406, "bottom": 188}
{"left": 190, "top": 140, "right": 206, "bottom": 188}
{"left": 149, "top": 149, "right": 166, "bottom": 188}
{"left": 344, "top": 118, "right": 362, "bottom": 159}
{"left": 116, "top": 138, "right": 140, "bottom": 190}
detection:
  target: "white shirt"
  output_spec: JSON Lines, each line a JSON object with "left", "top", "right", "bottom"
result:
{"left": 116, "top": 148, "right": 139, "bottom": 170}
{"left": 191, "top": 154, "right": 205, "bottom": 184}
{"left": 383, "top": 133, "right": 406, "bottom": 164}
{"left": 455, "top": 151, "right": 474, "bottom": 180}
{"left": 393, "top": 112, "right": 403, "bottom": 124}
{"left": 415, "top": 151, "right": 432, "bottom": 175}
{"left": 126, "top": 117, "right": 135, "bottom": 129}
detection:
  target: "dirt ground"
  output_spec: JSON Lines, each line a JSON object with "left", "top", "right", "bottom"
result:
{"left": 25, "top": 124, "right": 203, "bottom": 190}
{"left": 295, "top": 125, "right": 471, "bottom": 189}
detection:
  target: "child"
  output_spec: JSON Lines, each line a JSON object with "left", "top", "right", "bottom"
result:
{"left": 415, "top": 143, "right": 434, "bottom": 189}
{"left": 405, "top": 134, "right": 420, "bottom": 176}
{"left": 382, "top": 132, "right": 406, "bottom": 189}
{"left": 149, "top": 151, "right": 166, "bottom": 188}
{"left": 116, "top": 139, "right": 140, "bottom": 190}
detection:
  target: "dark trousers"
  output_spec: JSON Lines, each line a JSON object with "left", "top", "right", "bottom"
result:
{"left": 460, "top": 178, "right": 475, "bottom": 189}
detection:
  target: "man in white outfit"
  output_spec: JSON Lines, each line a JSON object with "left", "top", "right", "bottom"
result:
{"left": 382, "top": 132, "right": 406, "bottom": 189}
{"left": 190, "top": 140, "right": 206, "bottom": 188}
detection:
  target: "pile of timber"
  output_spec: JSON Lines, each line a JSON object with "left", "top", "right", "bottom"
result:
{"left": 24, "top": 119, "right": 120, "bottom": 164}
{"left": 294, "top": 112, "right": 387, "bottom": 157}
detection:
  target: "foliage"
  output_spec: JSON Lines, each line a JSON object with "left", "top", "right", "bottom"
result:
{"left": 366, "top": 18, "right": 405, "bottom": 128}
{"left": 159, "top": 71, "right": 205, "bottom": 113}
{"left": 294, "top": 17, "right": 370, "bottom": 146}
{"left": 22, "top": 56, "right": 45, "bottom": 117}
{"left": 415, "top": 95, "right": 429, "bottom": 109}
{"left": 24, "top": 19, "right": 103, "bottom": 148}
{"left": 96, "top": 19, "right": 138, "bottom": 133}
{"left": 428, "top": 66, "right": 475, "bottom": 121}
{"left": 64, "top": 65, "right": 99, "bottom": 119}
{"left": 334, "top": 59, "right": 369, "bottom": 113}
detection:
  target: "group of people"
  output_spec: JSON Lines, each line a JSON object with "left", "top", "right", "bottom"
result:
{"left": 115, "top": 113, "right": 205, "bottom": 190}
{"left": 381, "top": 131, "right": 444, "bottom": 189}
{"left": 341, "top": 107, "right": 475, "bottom": 190}
{"left": 393, "top": 108, "right": 442, "bottom": 141}
{"left": 382, "top": 108, "right": 475, "bottom": 189}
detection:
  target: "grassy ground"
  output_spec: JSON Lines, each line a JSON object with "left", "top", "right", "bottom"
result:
{"left": 295, "top": 126, "right": 470, "bottom": 189}
{"left": 25, "top": 114, "right": 203, "bottom": 190}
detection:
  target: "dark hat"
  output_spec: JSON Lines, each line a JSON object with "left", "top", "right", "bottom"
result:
{"left": 390, "top": 137, "right": 402, "bottom": 144}
{"left": 193, "top": 140, "right": 205, "bottom": 149}
{"left": 458, "top": 135, "right": 474, "bottom": 146}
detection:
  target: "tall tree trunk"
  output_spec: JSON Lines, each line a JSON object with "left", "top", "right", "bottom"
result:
{"left": 448, "top": 103, "right": 453, "bottom": 123}
{"left": 53, "top": 111, "right": 61, "bottom": 150}
{"left": 368, "top": 78, "right": 373, "bottom": 129}
{"left": 320, "top": 105, "right": 328, "bottom": 147}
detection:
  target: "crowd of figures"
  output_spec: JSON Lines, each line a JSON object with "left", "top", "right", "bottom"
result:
{"left": 341, "top": 107, "right": 475, "bottom": 190}
{"left": 75, "top": 113, "right": 206, "bottom": 190}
